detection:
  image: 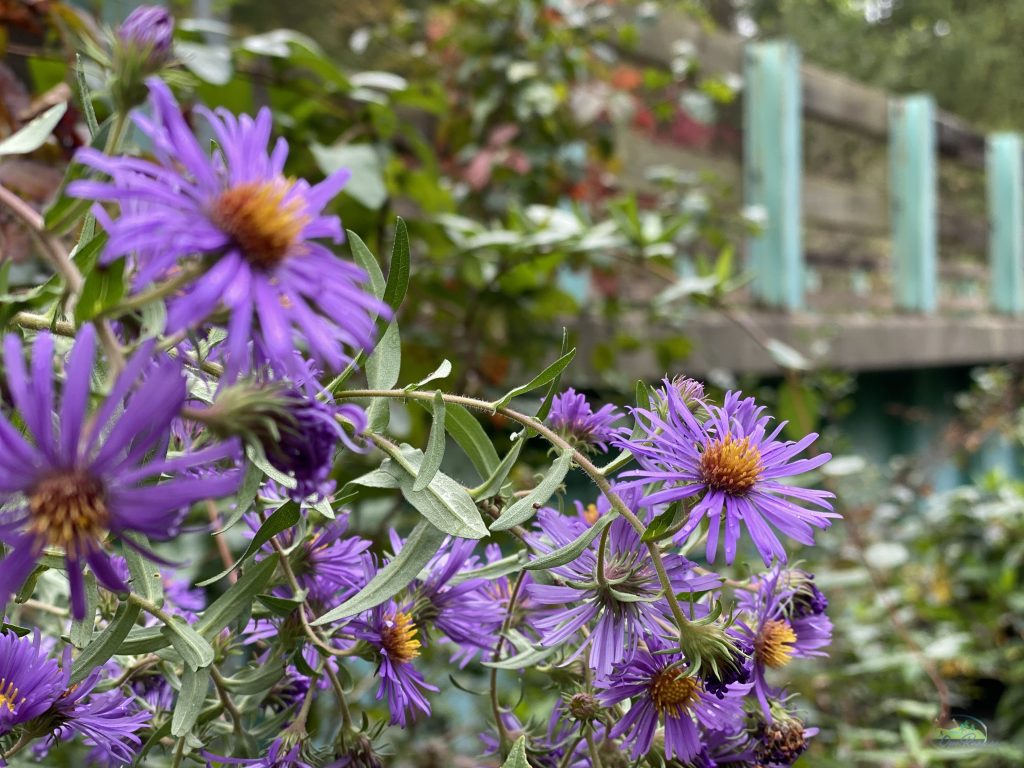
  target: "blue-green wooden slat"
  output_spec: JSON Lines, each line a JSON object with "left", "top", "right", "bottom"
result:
{"left": 986, "top": 133, "right": 1024, "bottom": 314}
{"left": 889, "top": 95, "right": 937, "bottom": 312}
{"left": 743, "top": 41, "right": 803, "bottom": 310}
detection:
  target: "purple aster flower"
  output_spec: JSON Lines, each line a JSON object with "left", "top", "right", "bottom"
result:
{"left": 42, "top": 670, "right": 150, "bottom": 765}
{"left": 351, "top": 601, "right": 438, "bottom": 727}
{"left": 205, "top": 738, "right": 312, "bottom": 767}
{"left": 0, "top": 327, "right": 240, "bottom": 618}
{"left": 595, "top": 637, "right": 749, "bottom": 763}
{"left": 618, "top": 382, "right": 839, "bottom": 566}
{"left": 527, "top": 493, "right": 721, "bottom": 678}
{"left": 733, "top": 568, "right": 832, "bottom": 718}
{"left": 118, "top": 6, "right": 174, "bottom": 65}
{"left": 546, "top": 388, "right": 624, "bottom": 453}
{"left": 68, "top": 79, "right": 387, "bottom": 377}
{"left": 0, "top": 630, "right": 67, "bottom": 734}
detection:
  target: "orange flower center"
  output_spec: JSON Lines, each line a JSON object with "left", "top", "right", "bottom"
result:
{"left": 755, "top": 619, "right": 797, "bottom": 669}
{"left": 648, "top": 667, "right": 701, "bottom": 717}
{"left": 28, "top": 471, "right": 108, "bottom": 557}
{"left": 698, "top": 434, "right": 762, "bottom": 494}
{"left": 380, "top": 611, "right": 421, "bottom": 664}
{"left": 211, "top": 180, "right": 309, "bottom": 269}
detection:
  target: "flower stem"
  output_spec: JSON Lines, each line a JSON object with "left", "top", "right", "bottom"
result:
{"left": 490, "top": 570, "right": 526, "bottom": 754}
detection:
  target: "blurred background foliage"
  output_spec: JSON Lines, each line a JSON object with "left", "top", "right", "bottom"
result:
{"left": 4, "top": 1, "right": 1024, "bottom": 766}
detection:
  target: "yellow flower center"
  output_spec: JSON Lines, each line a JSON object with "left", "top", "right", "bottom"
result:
{"left": 211, "top": 180, "right": 309, "bottom": 269}
{"left": 28, "top": 471, "right": 109, "bottom": 557}
{"left": 698, "top": 434, "right": 762, "bottom": 494}
{"left": 0, "top": 678, "right": 23, "bottom": 714}
{"left": 755, "top": 619, "right": 797, "bottom": 669}
{"left": 380, "top": 611, "right": 421, "bottom": 664}
{"left": 583, "top": 503, "right": 600, "bottom": 526}
{"left": 648, "top": 667, "right": 701, "bottom": 717}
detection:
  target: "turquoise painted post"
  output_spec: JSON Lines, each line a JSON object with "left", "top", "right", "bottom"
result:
{"left": 889, "top": 95, "right": 937, "bottom": 312}
{"left": 743, "top": 41, "right": 803, "bottom": 310}
{"left": 987, "top": 133, "right": 1024, "bottom": 314}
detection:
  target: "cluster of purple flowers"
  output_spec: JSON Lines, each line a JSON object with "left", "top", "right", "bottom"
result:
{"left": 0, "top": 7, "right": 842, "bottom": 762}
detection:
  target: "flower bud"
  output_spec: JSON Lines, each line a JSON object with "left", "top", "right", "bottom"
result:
{"left": 782, "top": 569, "right": 829, "bottom": 618}
{"left": 565, "top": 691, "right": 602, "bottom": 722}
{"left": 111, "top": 6, "right": 175, "bottom": 110}
{"left": 751, "top": 702, "right": 813, "bottom": 765}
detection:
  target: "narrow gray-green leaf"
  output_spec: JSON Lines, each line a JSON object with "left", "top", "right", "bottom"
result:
{"left": 69, "top": 573, "right": 99, "bottom": 648}
{"left": 71, "top": 601, "right": 141, "bottom": 684}
{"left": 405, "top": 359, "right": 452, "bottom": 391}
{"left": 0, "top": 102, "right": 67, "bottom": 156}
{"left": 123, "top": 533, "right": 164, "bottom": 608}
{"left": 162, "top": 619, "right": 215, "bottom": 671}
{"left": 197, "top": 502, "right": 298, "bottom": 586}
{"left": 195, "top": 556, "right": 278, "bottom": 639}
{"left": 348, "top": 229, "right": 386, "bottom": 299}
{"left": 312, "top": 520, "right": 446, "bottom": 625}
{"left": 220, "top": 662, "right": 286, "bottom": 695}
{"left": 490, "top": 348, "right": 576, "bottom": 411}
{"left": 171, "top": 666, "right": 211, "bottom": 736}
{"left": 525, "top": 511, "right": 618, "bottom": 571}
{"left": 443, "top": 403, "right": 500, "bottom": 479}
{"left": 490, "top": 449, "right": 574, "bottom": 531}
{"left": 215, "top": 459, "right": 265, "bottom": 534}
{"left": 75, "top": 54, "right": 99, "bottom": 138}
{"left": 535, "top": 327, "right": 569, "bottom": 422}
{"left": 500, "top": 736, "right": 530, "bottom": 768}
{"left": 383, "top": 217, "right": 410, "bottom": 311}
{"left": 366, "top": 321, "right": 401, "bottom": 432}
{"left": 382, "top": 445, "right": 487, "bottom": 538}
{"left": 471, "top": 438, "right": 524, "bottom": 500}
{"left": 451, "top": 551, "right": 529, "bottom": 585}
{"left": 486, "top": 642, "right": 560, "bottom": 670}
{"left": 413, "top": 392, "right": 446, "bottom": 492}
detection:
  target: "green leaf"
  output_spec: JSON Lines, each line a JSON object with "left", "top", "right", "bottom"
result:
{"left": 490, "top": 449, "right": 573, "bottom": 531}
{"left": 69, "top": 573, "right": 99, "bottom": 649}
{"left": 75, "top": 55, "right": 98, "bottom": 138}
{"left": 642, "top": 503, "right": 681, "bottom": 543}
{"left": 413, "top": 392, "right": 446, "bottom": 492}
{"left": 171, "top": 666, "right": 211, "bottom": 737}
{"left": 123, "top": 533, "right": 165, "bottom": 608}
{"left": 195, "top": 556, "right": 278, "bottom": 639}
{"left": 256, "top": 593, "right": 305, "bottom": 617}
{"left": 220, "top": 662, "right": 286, "bottom": 695}
{"left": 75, "top": 256, "right": 125, "bottom": 323}
{"left": 500, "top": 735, "right": 530, "bottom": 767}
{"left": 214, "top": 459, "right": 263, "bottom": 534}
{"left": 535, "top": 327, "right": 569, "bottom": 422}
{"left": 348, "top": 229, "right": 386, "bottom": 299}
{"left": 384, "top": 217, "right": 411, "bottom": 312}
{"left": 451, "top": 551, "right": 529, "bottom": 585}
{"left": 197, "top": 502, "right": 298, "bottom": 586}
{"left": 311, "top": 143, "right": 387, "bottom": 209}
{"left": 0, "top": 102, "right": 67, "bottom": 156}
{"left": 162, "top": 618, "right": 215, "bottom": 671}
{"left": 486, "top": 641, "right": 559, "bottom": 671}
{"left": 526, "top": 511, "right": 618, "bottom": 570}
{"left": 381, "top": 444, "right": 488, "bottom": 538}
{"left": 71, "top": 601, "right": 141, "bottom": 684}
{"left": 312, "top": 520, "right": 446, "bottom": 625}
{"left": 405, "top": 359, "right": 452, "bottom": 391}
{"left": 443, "top": 403, "right": 500, "bottom": 480}
{"left": 365, "top": 321, "right": 401, "bottom": 432}
{"left": 177, "top": 40, "right": 234, "bottom": 85}
{"left": 490, "top": 348, "right": 576, "bottom": 411}
{"left": 471, "top": 437, "right": 524, "bottom": 500}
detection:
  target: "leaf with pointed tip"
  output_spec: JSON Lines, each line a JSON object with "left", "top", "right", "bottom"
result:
{"left": 535, "top": 327, "right": 568, "bottom": 422}
{"left": 442, "top": 403, "right": 500, "bottom": 480}
{"left": 0, "top": 102, "right": 67, "bottom": 156}
{"left": 197, "top": 502, "right": 298, "bottom": 587}
{"left": 162, "top": 618, "right": 215, "bottom": 671}
{"left": 383, "top": 217, "right": 410, "bottom": 311}
{"left": 70, "top": 600, "right": 141, "bottom": 684}
{"left": 366, "top": 321, "right": 401, "bottom": 431}
{"left": 405, "top": 359, "right": 452, "bottom": 390}
{"left": 501, "top": 736, "right": 530, "bottom": 767}
{"left": 490, "top": 348, "right": 576, "bottom": 411}
{"left": 525, "top": 511, "right": 618, "bottom": 571}
{"left": 312, "top": 520, "right": 446, "bottom": 625}
{"left": 381, "top": 445, "right": 487, "bottom": 538}
{"left": 471, "top": 436, "right": 525, "bottom": 501}
{"left": 171, "top": 666, "right": 211, "bottom": 736}
{"left": 490, "top": 449, "right": 573, "bottom": 531}
{"left": 195, "top": 557, "right": 278, "bottom": 639}
{"left": 413, "top": 392, "right": 446, "bottom": 492}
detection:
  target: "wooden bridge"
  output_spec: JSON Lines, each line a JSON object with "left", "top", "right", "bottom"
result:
{"left": 580, "top": 11, "right": 1024, "bottom": 378}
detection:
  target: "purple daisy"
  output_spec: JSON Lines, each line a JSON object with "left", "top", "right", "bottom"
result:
{"left": 0, "top": 630, "right": 67, "bottom": 734}
{"left": 0, "top": 326, "right": 241, "bottom": 618}
{"left": 546, "top": 388, "right": 624, "bottom": 453}
{"left": 733, "top": 568, "right": 832, "bottom": 718}
{"left": 350, "top": 600, "right": 438, "bottom": 728}
{"left": 595, "top": 637, "right": 749, "bottom": 763}
{"left": 205, "top": 738, "right": 312, "bottom": 767}
{"left": 42, "top": 669, "right": 150, "bottom": 765}
{"left": 618, "top": 382, "right": 839, "bottom": 566}
{"left": 527, "top": 493, "right": 722, "bottom": 678}
{"left": 68, "top": 79, "right": 387, "bottom": 377}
